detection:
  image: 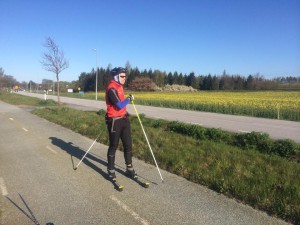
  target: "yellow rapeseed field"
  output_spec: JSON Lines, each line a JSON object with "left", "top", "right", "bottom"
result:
{"left": 94, "top": 91, "right": 299, "bottom": 120}
{"left": 125, "top": 91, "right": 300, "bottom": 121}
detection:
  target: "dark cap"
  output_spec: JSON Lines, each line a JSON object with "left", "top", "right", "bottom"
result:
{"left": 111, "top": 67, "right": 127, "bottom": 76}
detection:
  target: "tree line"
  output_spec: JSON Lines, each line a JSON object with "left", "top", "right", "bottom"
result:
{"left": 75, "top": 64, "right": 300, "bottom": 91}
{"left": 1, "top": 65, "right": 299, "bottom": 92}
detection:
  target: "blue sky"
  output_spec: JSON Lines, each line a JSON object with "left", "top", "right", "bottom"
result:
{"left": 1, "top": 0, "right": 299, "bottom": 83}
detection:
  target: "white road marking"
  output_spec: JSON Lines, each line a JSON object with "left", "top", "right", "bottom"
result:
{"left": 191, "top": 122, "right": 203, "bottom": 126}
{"left": 0, "top": 177, "right": 8, "bottom": 196}
{"left": 238, "top": 130, "right": 250, "bottom": 133}
{"left": 9, "top": 118, "right": 14, "bottom": 121}
{"left": 22, "top": 128, "right": 29, "bottom": 132}
{"left": 46, "top": 146, "right": 57, "bottom": 154}
{"left": 110, "top": 195, "right": 150, "bottom": 225}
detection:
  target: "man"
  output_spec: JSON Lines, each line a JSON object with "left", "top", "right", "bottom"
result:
{"left": 105, "top": 67, "right": 136, "bottom": 180}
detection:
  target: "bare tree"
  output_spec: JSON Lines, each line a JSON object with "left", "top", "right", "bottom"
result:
{"left": 40, "top": 37, "right": 69, "bottom": 104}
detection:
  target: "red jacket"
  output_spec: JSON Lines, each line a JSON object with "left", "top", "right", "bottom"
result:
{"left": 105, "top": 80, "right": 127, "bottom": 118}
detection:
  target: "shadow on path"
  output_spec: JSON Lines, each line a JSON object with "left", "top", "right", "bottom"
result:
{"left": 49, "top": 137, "right": 139, "bottom": 188}
{"left": 4, "top": 193, "right": 54, "bottom": 225}
{"left": 49, "top": 136, "right": 157, "bottom": 187}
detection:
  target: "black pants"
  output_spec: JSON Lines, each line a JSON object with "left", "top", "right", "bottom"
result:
{"left": 106, "top": 117, "right": 132, "bottom": 170}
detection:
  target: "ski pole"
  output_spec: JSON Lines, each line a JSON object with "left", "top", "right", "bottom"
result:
{"left": 131, "top": 100, "right": 164, "bottom": 182}
{"left": 74, "top": 133, "right": 101, "bottom": 170}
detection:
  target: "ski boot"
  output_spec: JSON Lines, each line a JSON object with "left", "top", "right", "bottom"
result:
{"left": 126, "top": 165, "right": 137, "bottom": 179}
{"left": 108, "top": 169, "right": 123, "bottom": 191}
{"left": 108, "top": 169, "right": 116, "bottom": 180}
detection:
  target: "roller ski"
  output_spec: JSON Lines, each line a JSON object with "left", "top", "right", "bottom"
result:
{"left": 126, "top": 167, "right": 149, "bottom": 188}
{"left": 108, "top": 170, "right": 123, "bottom": 192}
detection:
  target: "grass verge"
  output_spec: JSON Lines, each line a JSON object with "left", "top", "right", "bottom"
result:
{"left": 0, "top": 91, "right": 57, "bottom": 107}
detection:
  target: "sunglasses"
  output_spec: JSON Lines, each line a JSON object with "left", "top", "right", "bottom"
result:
{"left": 120, "top": 76, "right": 126, "bottom": 78}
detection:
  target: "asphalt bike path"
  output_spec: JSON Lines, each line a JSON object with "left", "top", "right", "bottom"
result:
{"left": 0, "top": 101, "right": 291, "bottom": 224}
{"left": 17, "top": 92, "right": 300, "bottom": 143}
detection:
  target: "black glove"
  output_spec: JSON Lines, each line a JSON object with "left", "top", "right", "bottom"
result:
{"left": 128, "top": 94, "right": 134, "bottom": 102}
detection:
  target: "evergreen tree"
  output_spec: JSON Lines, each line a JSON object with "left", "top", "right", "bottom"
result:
{"left": 246, "top": 75, "right": 254, "bottom": 90}
{"left": 201, "top": 74, "right": 213, "bottom": 90}
{"left": 219, "top": 76, "right": 225, "bottom": 90}
{"left": 233, "top": 75, "right": 245, "bottom": 90}
{"left": 178, "top": 73, "right": 184, "bottom": 85}
{"left": 148, "top": 69, "right": 154, "bottom": 80}
{"left": 212, "top": 75, "right": 219, "bottom": 90}
{"left": 173, "top": 71, "right": 179, "bottom": 84}
{"left": 167, "top": 72, "right": 174, "bottom": 85}
{"left": 186, "top": 72, "right": 196, "bottom": 87}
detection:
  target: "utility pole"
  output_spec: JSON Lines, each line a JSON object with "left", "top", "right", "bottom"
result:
{"left": 92, "top": 48, "right": 98, "bottom": 100}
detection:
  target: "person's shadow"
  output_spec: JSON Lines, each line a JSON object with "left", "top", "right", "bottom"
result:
{"left": 49, "top": 136, "right": 156, "bottom": 187}
{"left": 49, "top": 137, "right": 129, "bottom": 189}
{"left": 5, "top": 193, "right": 54, "bottom": 225}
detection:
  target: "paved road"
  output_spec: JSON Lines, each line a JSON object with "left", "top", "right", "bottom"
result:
{"left": 0, "top": 101, "right": 290, "bottom": 225}
{"left": 18, "top": 92, "right": 300, "bottom": 143}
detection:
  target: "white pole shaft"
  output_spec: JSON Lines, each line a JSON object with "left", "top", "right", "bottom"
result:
{"left": 76, "top": 134, "right": 99, "bottom": 169}
{"left": 132, "top": 101, "right": 164, "bottom": 182}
